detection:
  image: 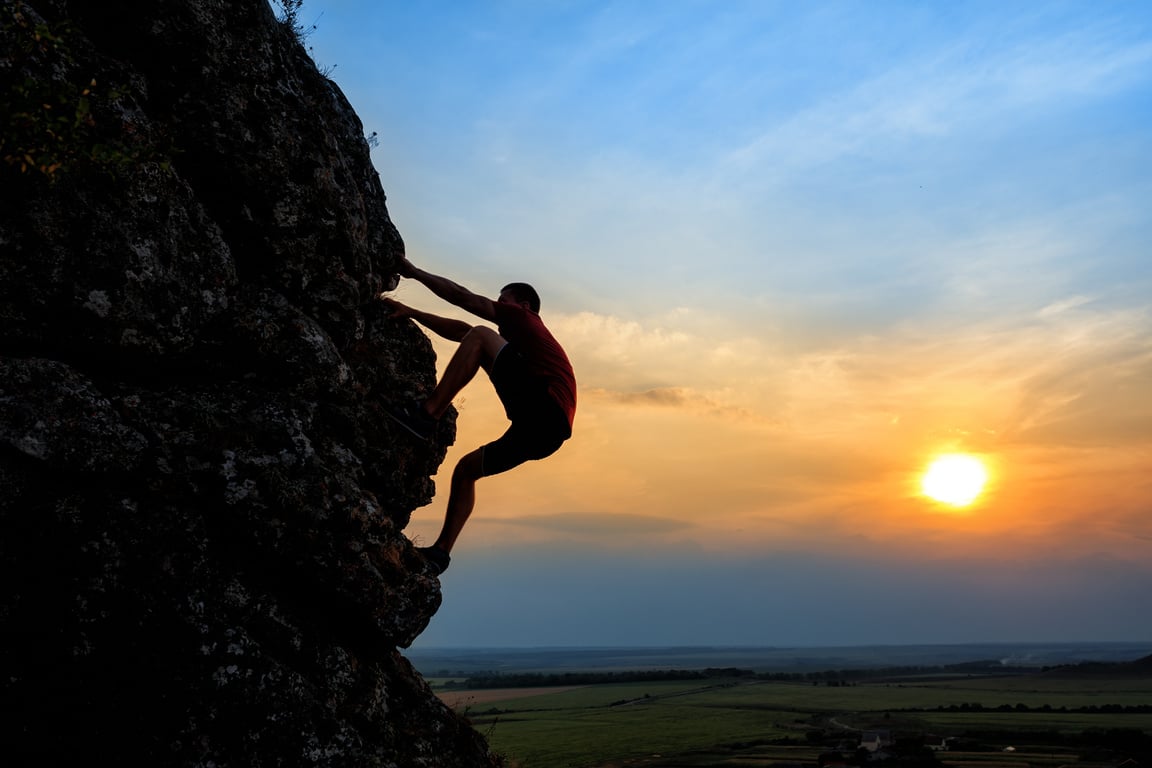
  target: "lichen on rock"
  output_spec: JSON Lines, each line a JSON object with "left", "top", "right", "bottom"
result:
{"left": 0, "top": 1, "right": 496, "bottom": 765}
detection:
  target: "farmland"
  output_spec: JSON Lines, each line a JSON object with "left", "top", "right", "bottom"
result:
{"left": 428, "top": 656, "right": 1152, "bottom": 768}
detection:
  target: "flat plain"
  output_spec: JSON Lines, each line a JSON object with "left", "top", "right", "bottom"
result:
{"left": 437, "top": 667, "right": 1152, "bottom": 768}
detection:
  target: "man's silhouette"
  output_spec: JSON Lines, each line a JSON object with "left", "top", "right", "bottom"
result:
{"left": 382, "top": 257, "right": 576, "bottom": 575}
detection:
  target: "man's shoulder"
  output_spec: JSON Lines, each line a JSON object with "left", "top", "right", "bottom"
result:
{"left": 496, "top": 302, "right": 544, "bottom": 328}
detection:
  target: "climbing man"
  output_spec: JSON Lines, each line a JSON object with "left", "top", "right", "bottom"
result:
{"left": 381, "top": 257, "right": 577, "bottom": 576}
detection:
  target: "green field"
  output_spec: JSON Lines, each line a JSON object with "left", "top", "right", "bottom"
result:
{"left": 443, "top": 673, "right": 1152, "bottom": 768}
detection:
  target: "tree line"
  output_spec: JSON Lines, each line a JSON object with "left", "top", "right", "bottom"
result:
{"left": 439, "top": 661, "right": 1023, "bottom": 690}
{"left": 439, "top": 667, "right": 756, "bottom": 689}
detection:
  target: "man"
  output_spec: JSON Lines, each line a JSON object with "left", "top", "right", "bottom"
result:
{"left": 381, "top": 257, "right": 576, "bottom": 576}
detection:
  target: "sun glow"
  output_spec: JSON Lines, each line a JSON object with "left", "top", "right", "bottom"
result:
{"left": 921, "top": 454, "right": 989, "bottom": 507}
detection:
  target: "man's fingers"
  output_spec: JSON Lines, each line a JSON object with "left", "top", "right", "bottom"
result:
{"left": 379, "top": 297, "right": 409, "bottom": 318}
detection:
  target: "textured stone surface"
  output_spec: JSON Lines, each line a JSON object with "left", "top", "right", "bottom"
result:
{"left": 0, "top": 1, "right": 494, "bottom": 764}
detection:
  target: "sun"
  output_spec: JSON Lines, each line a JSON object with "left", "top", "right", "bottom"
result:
{"left": 921, "top": 454, "right": 989, "bottom": 507}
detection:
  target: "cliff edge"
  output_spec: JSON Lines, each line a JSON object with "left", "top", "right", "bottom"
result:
{"left": 0, "top": 1, "right": 495, "bottom": 764}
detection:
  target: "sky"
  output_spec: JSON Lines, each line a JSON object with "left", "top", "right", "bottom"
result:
{"left": 297, "top": 1, "right": 1152, "bottom": 649}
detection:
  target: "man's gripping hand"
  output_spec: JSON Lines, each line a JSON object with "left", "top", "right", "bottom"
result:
{"left": 379, "top": 297, "right": 413, "bottom": 319}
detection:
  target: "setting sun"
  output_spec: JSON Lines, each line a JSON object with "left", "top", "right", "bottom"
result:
{"left": 921, "top": 454, "right": 989, "bottom": 507}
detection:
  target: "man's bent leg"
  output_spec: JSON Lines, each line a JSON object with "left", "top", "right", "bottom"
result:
{"left": 432, "top": 447, "right": 485, "bottom": 554}
{"left": 425, "top": 327, "right": 506, "bottom": 419}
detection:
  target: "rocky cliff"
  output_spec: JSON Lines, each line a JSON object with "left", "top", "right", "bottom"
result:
{"left": 0, "top": 1, "right": 496, "bottom": 764}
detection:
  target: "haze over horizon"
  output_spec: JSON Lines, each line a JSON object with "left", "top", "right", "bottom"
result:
{"left": 299, "top": 1, "right": 1152, "bottom": 648}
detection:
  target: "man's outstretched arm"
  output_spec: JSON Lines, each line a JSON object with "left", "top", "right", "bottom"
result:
{"left": 380, "top": 298, "right": 473, "bottom": 342}
{"left": 399, "top": 257, "right": 498, "bottom": 322}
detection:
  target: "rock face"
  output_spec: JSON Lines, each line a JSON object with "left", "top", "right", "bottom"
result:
{"left": 0, "top": 1, "right": 495, "bottom": 765}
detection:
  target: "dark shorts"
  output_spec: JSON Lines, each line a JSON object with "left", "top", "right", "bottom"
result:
{"left": 481, "top": 344, "right": 572, "bottom": 477}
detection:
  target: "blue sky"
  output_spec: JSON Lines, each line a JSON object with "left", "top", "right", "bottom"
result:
{"left": 297, "top": 1, "right": 1152, "bottom": 648}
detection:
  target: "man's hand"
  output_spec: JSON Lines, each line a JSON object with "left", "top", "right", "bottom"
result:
{"left": 379, "top": 297, "right": 413, "bottom": 318}
{"left": 378, "top": 296, "right": 474, "bottom": 341}
{"left": 389, "top": 257, "right": 497, "bottom": 323}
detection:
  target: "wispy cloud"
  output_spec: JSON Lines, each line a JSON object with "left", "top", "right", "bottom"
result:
{"left": 725, "top": 20, "right": 1152, "bottom": 180}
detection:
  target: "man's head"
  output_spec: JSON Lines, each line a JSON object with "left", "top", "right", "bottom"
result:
{"left": 499, "top": 282, "right": 541, "bottom": 313}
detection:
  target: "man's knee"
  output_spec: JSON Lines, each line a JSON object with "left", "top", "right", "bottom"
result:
{"left": 461, "top": 326, "right": 506, "bottom": 364}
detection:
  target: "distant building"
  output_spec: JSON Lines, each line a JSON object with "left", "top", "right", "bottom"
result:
{"left": 860, "top": 731, "right": 892, "bottom": 752}
{"left": 928, "top": 736, "right": 955, "bottom": 752}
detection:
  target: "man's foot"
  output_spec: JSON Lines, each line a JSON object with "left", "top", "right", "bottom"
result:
{"left": 387, "top": 400, "right": 437, "bottom": 441}
{"left": 418, "top": 545, "right": 451, "bottom": 576}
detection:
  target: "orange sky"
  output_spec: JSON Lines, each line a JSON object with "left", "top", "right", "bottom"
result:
{"left": 401, "top": 293, "right": 1152, "bottom": 567}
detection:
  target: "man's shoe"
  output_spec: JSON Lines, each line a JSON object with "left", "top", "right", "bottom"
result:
{"left": 387, "top": 400, "right": 437, "bottom": 441}
{"left": 418, "top": 546, "right": 451, "bottom": 576}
